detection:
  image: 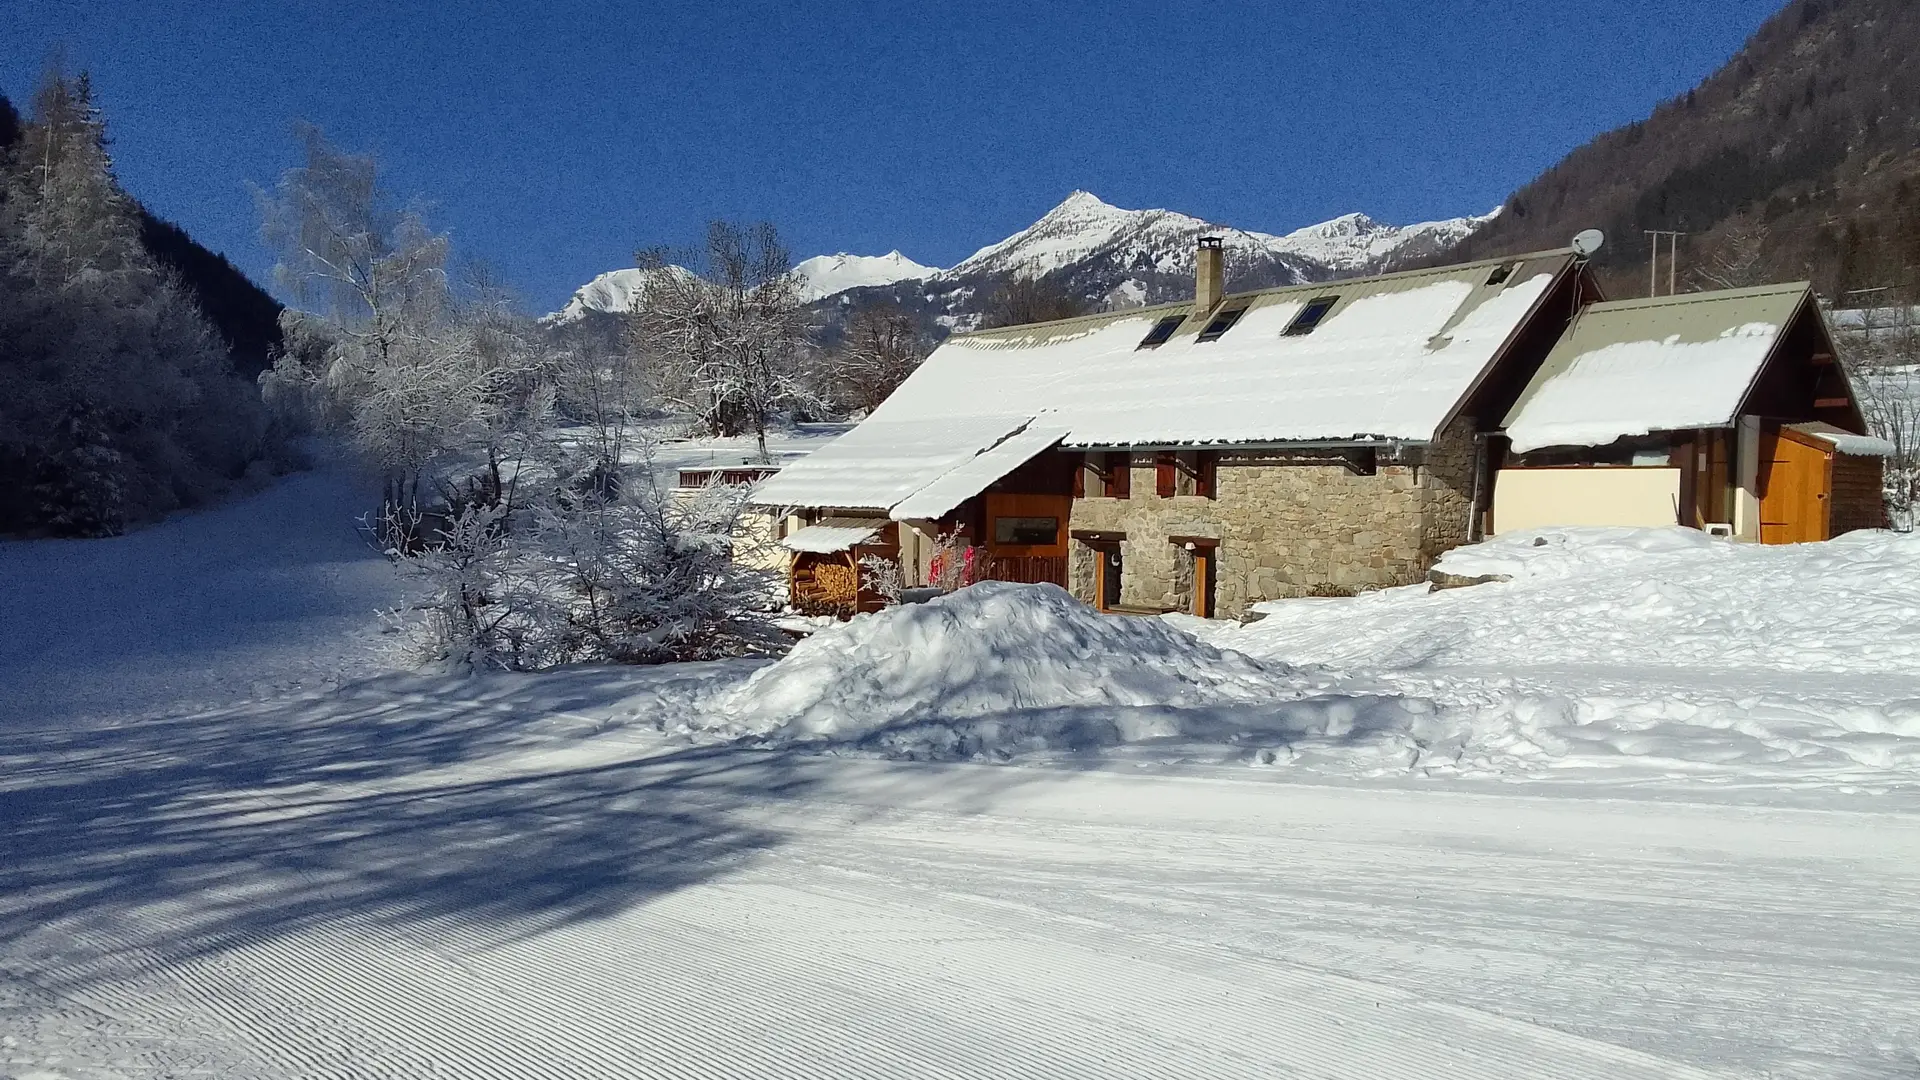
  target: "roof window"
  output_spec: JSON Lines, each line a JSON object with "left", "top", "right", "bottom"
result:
{"left": 1282, "top": 296, "right": 1339, "bottom": 336}
{"left": 1196, "top": 306, "right": 1249, "bottom": 342}
{"left": 1136, "top": 314, "right": 1186, "bottom": 349}
{"left": 1485, "top": 263, "right": 1514, "bottom": 287}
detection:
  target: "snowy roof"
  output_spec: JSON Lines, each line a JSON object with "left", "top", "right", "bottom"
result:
{"left": 928, "top": 252, "right": 1570, "bottom": 449}
{"left": 781, "top": 517, "right": 884, "bottom": 553}
{"left": 1501, "top": 283, "right": 1816, "bottom": 453}
{"left": 750, "top": 415, "right": 1042, "bottom": 512}
{"left": 1788, "top": 422, "right": 1895, "bottom": 458}
{"left": 890, "top": 420, "right": 1073, "bottom": 521}
{"left": 755, "top": 251, "right": 1576, "bottom": 511}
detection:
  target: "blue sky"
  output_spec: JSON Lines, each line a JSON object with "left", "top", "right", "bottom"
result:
{"left": 4, "top": 0, "right": 1786, "bottom": 313}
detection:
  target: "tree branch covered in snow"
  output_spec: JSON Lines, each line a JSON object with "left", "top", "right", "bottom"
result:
{"left": 1842, "top": 302, "right": 1920, "bottom": 530}
{"left": 829, "top": 302, "right": 927, "bottom": 417}
{"left": 629, "top": 222, "right": 817, "bottom": 459}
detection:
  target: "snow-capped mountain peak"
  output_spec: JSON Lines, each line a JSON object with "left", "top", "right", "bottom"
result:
{"left": 544, "top": 266, "right": 689, "bottom": 324}
{"left": 792, "top": 250, "right": 936, "bottom": 303}
{"left": 545, "top": 192, "right": 1496, "bottom": 322}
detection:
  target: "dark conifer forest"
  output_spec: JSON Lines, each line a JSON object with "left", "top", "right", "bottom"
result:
{"left": 0, "top": 78, "right": 285, "bottom": 536}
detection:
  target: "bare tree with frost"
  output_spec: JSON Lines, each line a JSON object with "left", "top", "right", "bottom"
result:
{"left": 630, "top": 221, "right": 815, "bottom": 459}
{"left": 831, "top": 302, "right": 926, "bottom": 416}
{"left": 1844, "top": 300, "right": 1920, "bottom": 530}
{"left": 255, "top": 124, "right": 494, "bottom": 545}
{"left": 1690, "top": 219, "right": 1774, "bottom": 292}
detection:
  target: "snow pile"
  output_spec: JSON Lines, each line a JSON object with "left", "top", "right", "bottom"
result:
{"left": 1428, "top": 525, "right": 1722, "bottom": 582}
{"left": 683, "top": 537, "right": 1920, "bottom": 792}
{"left": 710, "top": 582, "right": 1288, "bottom": 741}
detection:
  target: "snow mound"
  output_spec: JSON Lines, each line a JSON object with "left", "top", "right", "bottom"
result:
{"left": 1429, "top": 525, "right": 1721, "bottom": 582}
{"left": 712, "top": 582, "right": 1284, "bottom": 740}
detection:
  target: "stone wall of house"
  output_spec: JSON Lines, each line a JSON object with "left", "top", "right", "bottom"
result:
{"left": 1418, "top": 417, "right": 1480, "bottom": 563}
{"left": 1067, "top": 431, "right": 1483, "bottom": 619}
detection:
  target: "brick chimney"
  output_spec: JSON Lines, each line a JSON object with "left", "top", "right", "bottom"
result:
{"left": 1195, "top": 236, "right": 1225, "bottom": 316}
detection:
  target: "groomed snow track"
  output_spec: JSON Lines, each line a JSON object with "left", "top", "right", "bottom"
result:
{"left": 6, "top": 713, "right": 1917, "bottom": 1079}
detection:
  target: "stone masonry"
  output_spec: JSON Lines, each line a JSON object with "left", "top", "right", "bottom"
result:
{"left": 1066, "top": 420, "right": 1479, "bottom": 619}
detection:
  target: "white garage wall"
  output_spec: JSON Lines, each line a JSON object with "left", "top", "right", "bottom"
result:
{"left": 1493, "top": 467, "right": 1683, "bottom": 534}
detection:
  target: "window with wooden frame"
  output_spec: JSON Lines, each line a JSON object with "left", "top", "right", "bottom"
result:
{"left": 1155, "top": 452, "right": 1177, "bottom": 497}
{"left": 1103, "top": 450, "right": 1131, "bottom": 498}
{"left": 1173, "top": 450, "right": 1218, "bottom": 498}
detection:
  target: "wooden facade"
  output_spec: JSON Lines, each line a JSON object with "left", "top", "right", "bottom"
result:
{"left": 1758, "top": 425, "right": 1885, "bottom": 543}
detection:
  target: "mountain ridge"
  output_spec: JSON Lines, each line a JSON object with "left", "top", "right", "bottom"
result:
{"left": 547, "top": 191, "right": 1496, "bottom": 326}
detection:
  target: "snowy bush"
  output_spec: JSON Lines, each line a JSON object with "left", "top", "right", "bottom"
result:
{"left": 389, "top": 502, "right": 552, "bottom": 671}
{"left": 857, "top": 553, "right": 904, "bottom": 606}
{"left": 390, "top": 461, "right": 784, "bottom": 671}
{"left": 534, "top": 471, "right": 783, "bottom": 665}
{"left": 927, "top": 531, "right": 990, "bottom": 590}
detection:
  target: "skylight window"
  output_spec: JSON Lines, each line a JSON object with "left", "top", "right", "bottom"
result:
{"left": 1282, "top": 296, "right": 1339, "bottom": 336}
{"left": 1485, "top": 264, "right": 1514, "bottom": 287}
{"left": 1136, "top": 314, "right": 1185, "bottom": 349}
{"left": 1196, "top": 306, "right": 1248, "bottom": 342}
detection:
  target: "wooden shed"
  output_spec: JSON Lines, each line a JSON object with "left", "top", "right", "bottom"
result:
{"left": 781, "top": 516, "right": 899, "bottom": 617}
{"left": 1758, "top": 423, "right": 1888, "bottom": 543}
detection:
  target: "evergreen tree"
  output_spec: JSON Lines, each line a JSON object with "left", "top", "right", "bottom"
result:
{"left": 0, "top": 68, "right": 273, "bottom": 536}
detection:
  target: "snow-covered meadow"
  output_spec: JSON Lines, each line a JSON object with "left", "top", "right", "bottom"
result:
{"left": 4, "top": 465, "right": 1920, "bottom": 1078}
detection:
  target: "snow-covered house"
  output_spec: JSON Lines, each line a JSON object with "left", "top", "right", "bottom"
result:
{"left": 753, "top": 239, "right": 1881, "bottom": 618}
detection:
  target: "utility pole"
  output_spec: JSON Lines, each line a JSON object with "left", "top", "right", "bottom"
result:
{"left": 1646, "top": 231, "right": 1686, "bottom": 297}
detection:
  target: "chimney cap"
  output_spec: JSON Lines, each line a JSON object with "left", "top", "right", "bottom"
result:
{"left": 1197, "top": 236, "right": 1224, "bottom": 249}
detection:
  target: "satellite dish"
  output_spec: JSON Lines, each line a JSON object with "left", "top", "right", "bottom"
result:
{"left": 1571, "top": 229, "right": 1606, "bottom": 257}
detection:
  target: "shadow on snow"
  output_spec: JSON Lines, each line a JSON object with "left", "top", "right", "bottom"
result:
{"left": 0, "top": 666, "right": 841, "bottom": 991}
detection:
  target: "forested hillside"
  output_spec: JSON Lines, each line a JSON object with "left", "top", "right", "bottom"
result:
{"left": 1447, "top": 0, "right": 1920, "bottom": 300}
{"left": 0, "top": 91, "right": 283, "bottom": 377}
{"left": 0, "top": 75, "right": 282, "bottom": 536}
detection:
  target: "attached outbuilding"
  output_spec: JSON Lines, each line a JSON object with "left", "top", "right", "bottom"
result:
{"left": 1493, "top": 283, "right": 1886, "bottom": 542}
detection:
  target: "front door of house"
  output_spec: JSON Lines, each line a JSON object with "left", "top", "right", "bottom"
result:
{"left": 1759, "top": 429, "right": 1830, "bottom": 544}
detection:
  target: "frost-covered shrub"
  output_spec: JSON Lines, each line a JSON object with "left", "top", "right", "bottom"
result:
{"left": 391, "top": 466, "right": 783, "bottom": 671}
{"left": 389, "top": 502, "right": 556, "bottom": 671}
{"left": 858, "top": 553, "right": 904, "bottom": 606}
{"left": 535, "top": 473, "right": 783, "bottom": 665}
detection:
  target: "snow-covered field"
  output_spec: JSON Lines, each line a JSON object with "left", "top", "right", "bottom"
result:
{"left": 4, "top": 468, "right": 1920, "bottom": 1078}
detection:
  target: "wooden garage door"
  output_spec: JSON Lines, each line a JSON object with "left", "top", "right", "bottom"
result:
{"left": 1758, "top": 431, "right": 1830, "bottom": 544}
